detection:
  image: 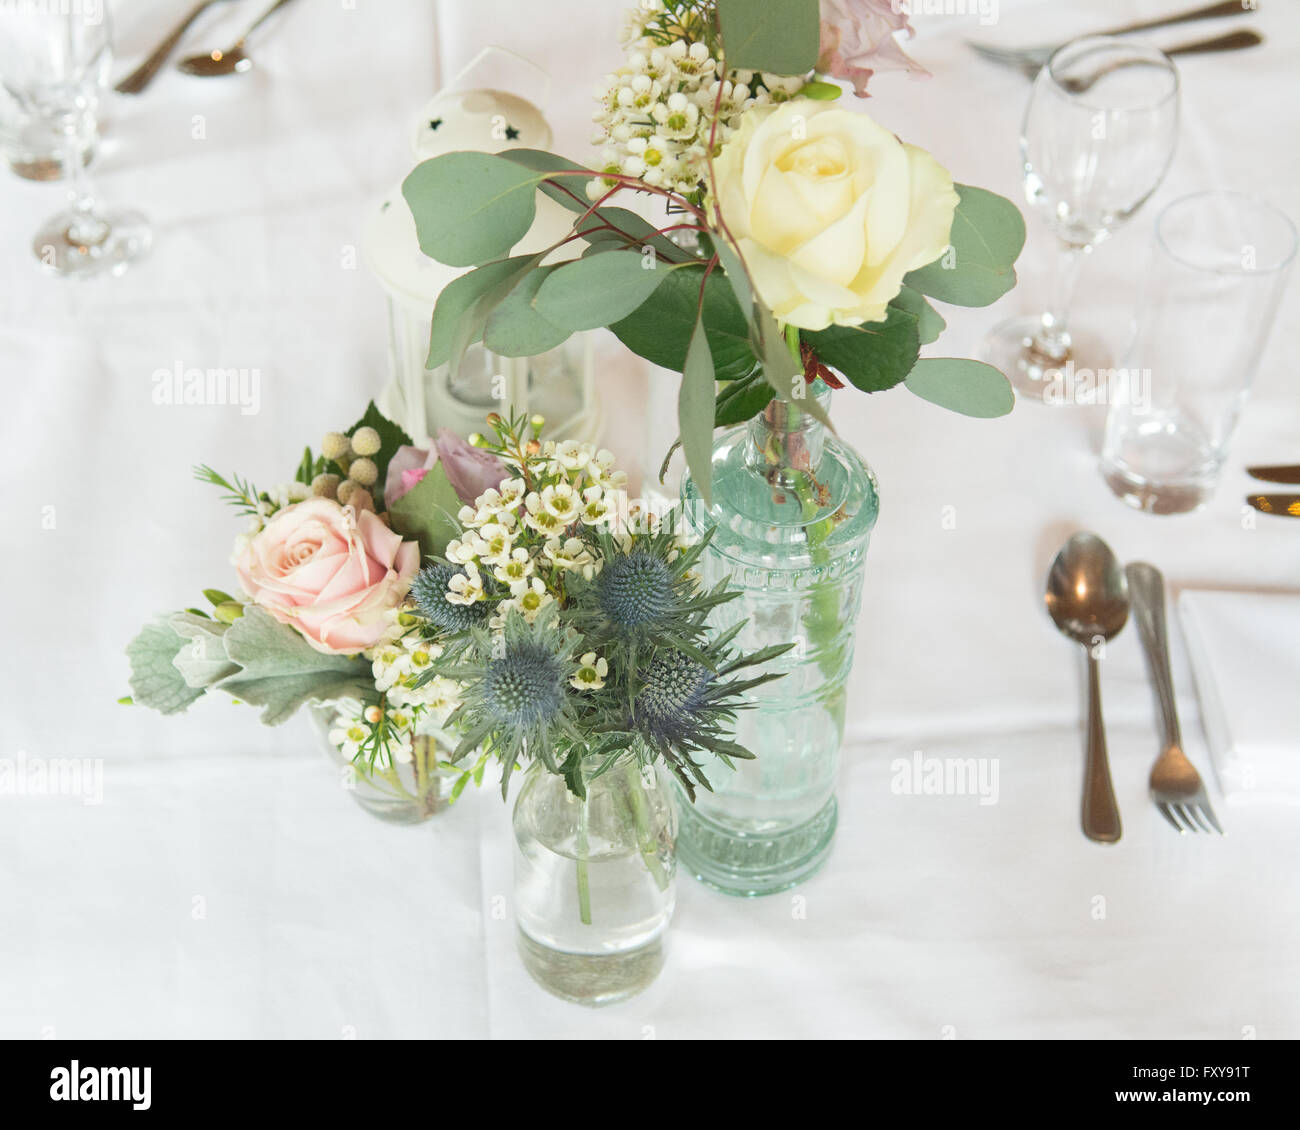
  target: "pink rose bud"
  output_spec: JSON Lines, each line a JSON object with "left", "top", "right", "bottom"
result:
{"left": 384, "top": 444, "right": 437, "bottom": 509}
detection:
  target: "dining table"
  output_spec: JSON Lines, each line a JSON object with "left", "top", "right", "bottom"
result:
{"left": 1, "top": 0, "right": 1297, "bottom": 1039}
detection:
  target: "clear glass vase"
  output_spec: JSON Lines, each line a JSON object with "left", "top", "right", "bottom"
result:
{"left": 512, "top": 754, "right": 676, "bottom": 1006}
{"left": 310, "top": 705, "right": 459, "bottom": 824}
{"left": 678, "top": 381, "right": 878, "bottom": 895}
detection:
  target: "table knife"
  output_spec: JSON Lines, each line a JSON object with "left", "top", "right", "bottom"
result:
{"left": 1246, "top": 464, "right": 1300, "bottom": 485}
{"left": 1247, "top": 494, "right": 1300, "bottom": 517}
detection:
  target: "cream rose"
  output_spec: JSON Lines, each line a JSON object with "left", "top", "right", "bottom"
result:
{"left": 712, "top": 99, "right": 959, "bottom": 331}
{"left": 236, "top": 498, "right": 419, "bottom": 655}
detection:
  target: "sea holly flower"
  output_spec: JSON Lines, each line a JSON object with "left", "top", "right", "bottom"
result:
{"left": 594, "top": 548, "right": 674, "bottom": 629}
{"left": 410, "top": 564, "right": 490, "bottom": 632}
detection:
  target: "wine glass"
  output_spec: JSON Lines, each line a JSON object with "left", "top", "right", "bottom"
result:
{"left": 0, "top": 5, "right": 150, "bottom": 277}
{"left": 981, "top": 37, "right": 1179, "bottom": 402}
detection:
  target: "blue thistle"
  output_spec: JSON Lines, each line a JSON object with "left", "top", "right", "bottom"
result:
{"left": 410, "top": 564, "right": 487, "bottom": 632}
{"left": 483, "top": 642, "right": 565, "bottom": 728}
{"left": 634, "top": 650, "right": 714, "bottom": 745}
{"left": 594, "top": 550, "right": 673, "bottom": 629}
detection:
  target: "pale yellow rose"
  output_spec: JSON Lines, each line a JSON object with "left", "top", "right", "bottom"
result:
{"left": 712, "top": 99, "right": 959, "bottom": 331}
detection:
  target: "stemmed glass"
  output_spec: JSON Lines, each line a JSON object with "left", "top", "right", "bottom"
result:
{"left": 982, "top": 37, "right": 1179, "bottom": 401}
{"left": 0, "top": 5, "right": 150, "bottom": 277}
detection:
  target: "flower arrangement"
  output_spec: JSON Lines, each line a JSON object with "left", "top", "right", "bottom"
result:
{"left": 403, "top": 412, "right": 790, "bottom": 800}
{"left": 401, "top": 0, "right": 1025, "bottom": 503}
{"left": 125, "top": 404, "right": 786, "bottom": 806}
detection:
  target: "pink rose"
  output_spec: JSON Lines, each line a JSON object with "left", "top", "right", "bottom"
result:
{"left": 818, "top": 0, "right": 928, "bottom": 98}
{"left": 236, "top": 498, "right": 419, "bottom": 655}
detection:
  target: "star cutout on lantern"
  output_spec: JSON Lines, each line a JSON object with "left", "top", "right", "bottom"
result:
{"left": 428, "top": 118, "right": 443, "bottom": 131}
{"left": 505, "top": 125, "right": 520, "bottom": 141}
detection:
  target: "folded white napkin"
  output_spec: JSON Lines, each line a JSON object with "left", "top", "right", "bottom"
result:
{"left": 1179, "top": 590, "right": 1300, "bottom": 802}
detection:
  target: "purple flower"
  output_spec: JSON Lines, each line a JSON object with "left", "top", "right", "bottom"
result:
{"left": 818, "top": 0, "right": 928, "bottom": 98}
{"left": 383, "top": 431, "right": 510, "bottom": 510}
{"left": 435, "top": 427, "right": 508, "bottom": 504}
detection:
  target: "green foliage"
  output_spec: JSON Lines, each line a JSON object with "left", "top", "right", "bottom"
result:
{"left": 610, "top": 263, "right": 757, "bottom": 380}
{"left": 482, "top": 264, "right": 571, "bottom": 357}
{"left": 426, "top": 256, "right": 535, "bottom": 369}
{"left": 904, "top": 358, "right": 1015, "bottom": 417}
{"left": 904, "top": 184, "right": 1025, "bottom": 307}
{"left": 714, "top": 370, "right": 774, "bottom": 426}
{"left": 213, "top": 607, "right": 373, "bottom": 726}
{"left": 193, "top": 465, "right": 261, "bottom": 517}
{"left": 717, "top": 0, "right": 821, "bottom": 75}
{"left": 126, "top": 620, "right": 205, "bottom": 715}
{"left": 401, "top": 152, "right": 544, "bottom": 267}
{"left": 802, "top": 307, "right": 920, "bottom": 394}
{"left": 680, "top": 314, "right": 717, "bottom": 505}
{"left": 890, "top": 285, "right": 946, "bottom": 345}
{"left": 169, "top": 611, "right": 240, "bottom": 689}
{"left": 534, "top": 251, "right": 677, "bottom": 331}
{"left": 387, "top": 462, "right": 462, "bottom": 560}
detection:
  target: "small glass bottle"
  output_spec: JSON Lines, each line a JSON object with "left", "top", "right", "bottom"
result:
{"left": 678, "top": 381, "right": 878, "bottom": 895}
{"left": 512, "top": 754, "right": 676, "bottom": 1006}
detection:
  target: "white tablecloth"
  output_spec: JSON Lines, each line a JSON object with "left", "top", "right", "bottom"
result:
{"left": 2, "top": 0, "right": 1298, "bottom": 1038}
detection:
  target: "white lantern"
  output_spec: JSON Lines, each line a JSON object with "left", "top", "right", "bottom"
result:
{"left": 363, "top": 49, "right": 600, "bottom": 444}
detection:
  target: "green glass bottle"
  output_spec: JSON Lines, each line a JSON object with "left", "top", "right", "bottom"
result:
{"left": 678, "top": 381, "right": 878, "bottom": 895}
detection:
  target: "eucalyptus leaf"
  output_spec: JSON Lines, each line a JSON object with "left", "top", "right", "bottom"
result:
{"left": 904, "top": 184, "right": 1025, "bottom": 308}
{"left": 127, "top": 619, "right": 206, "bottom": 715}
{"left": 402, "top": 152, "right": 544, "bottom": 268}
{"left": 449, "top": 254, "right": 547, "bottom": 381}
{"left": 803, "top": 306, "right": 920, "bottom": 393}
{"left": 610, "top": 264, "right": 756, "bottom": 379}
{"left": 426, "top": 257, "right": 534, "bottom": 370}
{"left": 494, "top": 148, "right": 597, "bottom": 211}
{"left": 387, "top": 462, "right": 463, "bottom": 561}
{"left": 214, "top": 607, "right": 373, "bottom": 726}
{"left": 889, "top": 285, "right": 946, "bottom": 345}
{"left": 712, "top": 237, "right": 754, "bottom": 320}
{"left": 482, "top": 265, "right": 571, "bottom": 357}
{"left": 534, "top": 250, "right": 675, "bottom": 331}
{"left": 717, "top": 0, "right": 821, "bottom": 75}
{"left": 574, "top": 208, "right": 697, "bottom": 264}
{"left": 169, "top": 611, "right": 239, "bottom": 689}
{"left": 680, "top": 314, "right": 717, "bottom": 507}
{"left": 904, "top": 358, "right": 1015, "bottom": 418}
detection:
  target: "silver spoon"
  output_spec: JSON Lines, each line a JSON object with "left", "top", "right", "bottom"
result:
{"left": 1045, "top": 532, "right": 1129, "bottom": 844}
{"left": 176, "top": 0, "right": 297, "bottom": 77}
{"left": 116, "top": 0, "right": 235, "bottom": 94}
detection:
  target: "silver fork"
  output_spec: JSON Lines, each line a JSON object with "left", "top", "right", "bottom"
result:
{"left": 966, "top": 0, "right": 1251, "bottom": 71}
{"left": 1126, "top": 563, "right": 1223, "bottom": 835}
